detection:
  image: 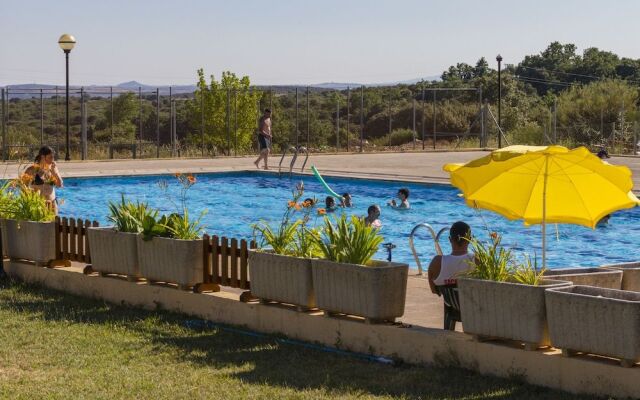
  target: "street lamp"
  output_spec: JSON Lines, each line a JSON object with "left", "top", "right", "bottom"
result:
{"left": 58, "top": 34, "right": 76, "bottom": 161}
{"left": 496, "top": 54, "right": 503, "bottom": 148}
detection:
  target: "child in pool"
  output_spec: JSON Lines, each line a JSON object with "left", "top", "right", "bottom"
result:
{"left": 325, "top": 196, "right": 337, "bottom": 212}
{"left": 340, "top": 193, "right": 352, "bottom": 207}
{"left": 388, "top": 188, "right": 410, "bottom": 209}
{"left": 364, "top": 205, "right": 382, "bottom": 229}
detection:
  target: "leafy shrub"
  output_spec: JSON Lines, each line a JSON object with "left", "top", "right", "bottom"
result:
{"left": 373, "top": 129, "right": 416, "bottom": 147}
{"left": 107, "top": 195, "right": 157, "bottom": 233}
{"left": 313, "top": 214, "right": 383, "bottom": 265}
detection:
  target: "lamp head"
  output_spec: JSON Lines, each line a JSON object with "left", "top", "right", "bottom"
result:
{"left": 58, "top": 34, "right": 76, "bottom": 52}
{"left": 496, "top": 54, "right": 503, "bottom": 63}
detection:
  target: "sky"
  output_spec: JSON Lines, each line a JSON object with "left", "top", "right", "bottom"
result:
{"left": 1, "top": 0, "right": 640, "bottom": 86}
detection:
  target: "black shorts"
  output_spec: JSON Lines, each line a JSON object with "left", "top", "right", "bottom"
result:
{"left": 258, "top": 135, "right": 271, "bottom": 150}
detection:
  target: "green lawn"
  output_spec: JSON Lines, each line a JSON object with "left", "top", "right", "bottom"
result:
{"left": 0, "top": 279, "right": 601, "bottom": 400}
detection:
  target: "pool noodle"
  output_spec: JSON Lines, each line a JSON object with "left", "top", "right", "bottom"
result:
{"left": 311, "top": 166, "right": 342, "bottom": 199}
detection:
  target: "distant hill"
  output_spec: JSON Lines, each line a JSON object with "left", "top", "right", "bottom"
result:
{"left": 2, "top": 76, "right": 441, "bottom": 98}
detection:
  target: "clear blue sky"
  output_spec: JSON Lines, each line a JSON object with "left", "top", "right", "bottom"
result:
{"left": 1, "top": 0, "right": 639, "bottom": 86}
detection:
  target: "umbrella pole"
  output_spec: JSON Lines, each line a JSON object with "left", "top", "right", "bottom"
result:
{"left": 542, "top": 155, "right": 549, "bottom": 269}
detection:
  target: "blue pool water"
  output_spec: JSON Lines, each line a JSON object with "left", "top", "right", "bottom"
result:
{"left": 57, "top": 171, "right": 640, "bottom": 269}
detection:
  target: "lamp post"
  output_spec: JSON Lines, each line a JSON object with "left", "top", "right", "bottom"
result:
{"left": 58, "top": 34, "right": 76, "bottom": 161}
{"left": 496, "top": 54, "right": 503, "bottom": 148}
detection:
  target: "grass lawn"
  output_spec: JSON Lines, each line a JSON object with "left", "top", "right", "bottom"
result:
{"left": 0, "top": 279, "right": 602, "bottom": 400}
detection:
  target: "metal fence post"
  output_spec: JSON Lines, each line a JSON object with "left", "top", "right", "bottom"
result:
{"left": 412, "top": 96, "right": 416, "bottom": 149}
{"left": 226, "top": 88, "right": 231, "bottom": 156}
{"left": 421, "top": 84, "right": 426, "bottom": 150}
{"left": 336, "top": 91, "right": 340, "bottom": 151}
{"left": 553, "top": 97, "right": 557, "bottom": 144}
{"left": 4, "top": 88, "right": 8, "bottom": 160}
{"left": 156, "top": 88, "right": 160, "bottom": 158}
{"left": 80, "top": 87, "right": 87, "bottom": 160}
{"left": 478, "top": 88, "right": 483, "bottom": 148}
{"left": 295, "top": 87, "right": 299, "bottom": 148}
{"left": 234, "top": 89, "right": 238, "bottom": 156}
{"left": 55, "top": 86, "right": 60, "bottom": 154}
{"left": 40, "top": 88, "right": 44, "bottom": 146}
{"left": 169, "top": 86, "right": 173, "bottom": 157}
{"left": 360, "top": 85, "right": 364, "bottom": 152}
{"left": 110, "top": 86, "right": 114, "bottom": 144}
{"left": 138, "top": 86, "right": 142, "bottom": 159}
{"left": 387, "top": 89, "right": 392, "bottom": 148}
{"left": 1, "top": 88, "right": 5, "bottom": 161}
{"left": 432, "top": 90, "right": 437, "bottom": 150}
{"left": 306, "top": 86, "right": 310, "bottom": 149}
{"left": 200, "top": 86, "right": 205, "bottom": 157}
{"left": 346, "top": 87, "right": 350, "bottom": 152}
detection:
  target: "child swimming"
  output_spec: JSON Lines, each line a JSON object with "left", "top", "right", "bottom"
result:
{"left": 388, "top": 188, "right": 410, "bottom": 209}
{"left": 340, "top": 193, "right": 352, "bottom": 207}
{"left": 364, "top": 205, "right": 382, "bottom": 228}
{"left": 325, "top": 196, "right": 337, "bottom": 212}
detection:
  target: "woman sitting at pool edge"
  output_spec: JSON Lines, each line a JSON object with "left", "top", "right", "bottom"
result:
{"left": 22, "top": 146, "right": 63, "bottom": 214}
{"left": 427, "top": 221, "right": 473, "bottom": 295}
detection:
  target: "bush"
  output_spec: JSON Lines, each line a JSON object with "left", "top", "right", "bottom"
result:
{"left": 373, "top": 129, "right": 416, "bottom": 147}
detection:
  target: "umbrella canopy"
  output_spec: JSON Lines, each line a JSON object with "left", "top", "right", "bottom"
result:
{"left": 444, "top": 145, "right": 639, "bottom": 266}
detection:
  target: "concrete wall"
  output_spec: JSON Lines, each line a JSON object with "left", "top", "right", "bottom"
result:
{"left": 6, "top": 261, "right": 640, "bottom": 399}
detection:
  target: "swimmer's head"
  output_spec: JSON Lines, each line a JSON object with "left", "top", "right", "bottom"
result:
{"left": 367, "top": 204, "right": 381, "bottom": 218}
{"left": 342, "top": 193, "right": 352, "bottom": 207}
{"left": 325, "top": 196, "right": 336, "bottom": 208}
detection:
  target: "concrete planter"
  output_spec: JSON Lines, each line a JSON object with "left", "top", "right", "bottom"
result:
{"left": 458, "top": 277, "right": 572, "bottom": 348}
{"left": 137, "top": 236, "right": 203, "bottom": 289}
{"left": 2, "top": 219, "right": 56, "bottom": 265}
{"left": 600, "top": 262, "right": 640, "bottom": 291}
{"left": 249, "top": 250, "right": 315, "bottom": 310}
{"left": 546, "top": 285, "right": 640, "bottom": 367}
{"left": 543, "top": 267, "right": 622, "bottom": 289}
{"left": 311, "top": 259, "right": 408, "bottom": 322}
{"left": 88, "top": 227, "right": 139, "bottom": 279}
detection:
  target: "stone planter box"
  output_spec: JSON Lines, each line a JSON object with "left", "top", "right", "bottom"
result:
{"left": 137, "top": 236, "right": 203, "bottom": 289}
{"left": 88, "top": 227, "right": 139, "bottom": 280}
{"left": 249, "top": 250, "right": 315, "bottom": 310}
{"left": 546, "top": 285, "right": 640, "bottom": 367}
{"left": 311, "top": 259, "right": 408, "bottom": 322}
{"left": 2, "top": 219, "right": 57, "bottom": 265}
{"left": 600, "top": 262, "right": 640, "bottom": 291}
{"left": 543, "top": 267, "right": 622, "bottom": 289}
{"left": 458, "top": 277, "right": 572, "bottom": 349}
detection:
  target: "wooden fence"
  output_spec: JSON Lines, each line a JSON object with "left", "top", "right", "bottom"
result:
{"left": 54, "top": 216, "right": 99, "bottom": 264}
{"left": 195, "top": 234, "right": 256, "bottom": 293}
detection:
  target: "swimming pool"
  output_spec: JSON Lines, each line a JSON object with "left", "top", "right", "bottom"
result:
{"left": 57, "top": 171, "right": 640, "bottom": 269}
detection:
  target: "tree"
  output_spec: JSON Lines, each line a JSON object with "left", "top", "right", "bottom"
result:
{"left": 187, "top": 69, "right": 262, "bottom": 155}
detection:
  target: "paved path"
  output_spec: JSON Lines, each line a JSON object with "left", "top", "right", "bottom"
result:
{"left": 5, "top": 151, "right": 639, "bottom": 329}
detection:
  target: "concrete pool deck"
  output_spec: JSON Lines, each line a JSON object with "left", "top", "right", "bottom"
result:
{"left": 2, "top": 150, "right": 640, "bottom": 189}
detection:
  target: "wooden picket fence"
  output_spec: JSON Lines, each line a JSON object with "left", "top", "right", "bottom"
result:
{"left": 195, "top": 234, "right": 256, "bottom": 293}
{"left": 54, "top": 216, "right": 99, "bottom": 264}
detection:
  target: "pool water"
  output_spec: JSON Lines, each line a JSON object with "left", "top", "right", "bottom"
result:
{"left": 58, "top": 171, "right": 640, "bottom": 269}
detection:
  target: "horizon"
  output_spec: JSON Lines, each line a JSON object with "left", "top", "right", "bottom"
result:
{"left": 1, "top": 0, "right": 640, "bottom": 87}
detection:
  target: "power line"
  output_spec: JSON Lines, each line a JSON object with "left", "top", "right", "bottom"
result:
{"left": 517, "top": 65, "right": 640, "bottom": 85}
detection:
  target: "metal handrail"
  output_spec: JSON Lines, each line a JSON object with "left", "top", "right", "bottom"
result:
{"left": 278, "top": 146, "right": 297, "bottom": 176}
{"left": 409, "top": 223, "right": 448, "bottom": 275}
{"left": 279, "top": 145, "right": 310, "bottom": 177}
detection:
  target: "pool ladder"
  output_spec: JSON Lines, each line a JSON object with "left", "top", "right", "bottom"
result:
{"left": 278, "top": 146, "right": 310, "bottom": 177}
{"left": 409, "top": 223, "right": 448, "bottom": 275}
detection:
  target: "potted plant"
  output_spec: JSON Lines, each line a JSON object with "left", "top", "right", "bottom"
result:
{"left": 250, "top": 187, "right": 320, "bottom": 311}
{"left": 546, "top": 285, "right": 640, "bottom": 367}
{"left": 543, "top": 267, "right": 622, "bottom": 289}
{"left": 1, "top": 180, "right": 57, "bottom": 266}
{"left": 87, "top": 195, "right": 156, "bottom": 280}
{"left": 601, "top": 262, "right": 640, "bottom": 291}
{"left": 135, "top": 173, "right": 206, "bottom": 290}
{"left": 311, "top": 214, "right": 409, "bottom": 323}
{"left": 458, "top": 235, "right": 571, "bottom": 350}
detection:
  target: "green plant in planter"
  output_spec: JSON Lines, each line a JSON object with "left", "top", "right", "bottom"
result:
{"left": 313, "top": 214, "right": 383, "bottom": 265}
{"left": 465, "top": 234, "right": 547, "bottom": 285}
{"left": 252, "top": 186, "right": 320, "bottom": 257}
{"left": 11, "top": 183, "right": 55, "bottom": 222}
{"left": 465, "top": 234, "right": 514, "bottom": 282}
{"left": 512, "top": 254, "right": 547, "bottom": 285}
{"left": 107, "top": 195, "right": 157, "bottom": 233}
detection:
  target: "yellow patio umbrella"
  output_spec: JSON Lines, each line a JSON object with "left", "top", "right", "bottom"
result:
{"left": 444, "top": 145, "right": 640, "bottom": 267}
